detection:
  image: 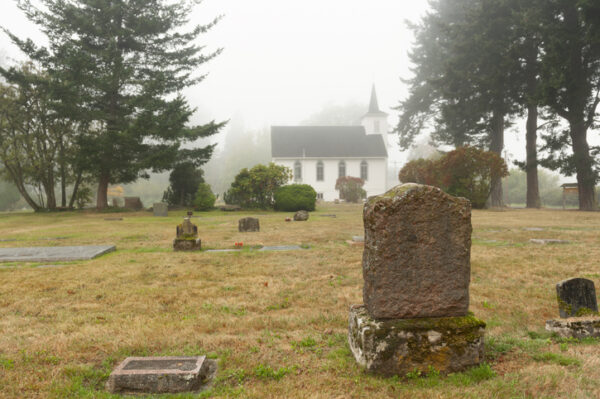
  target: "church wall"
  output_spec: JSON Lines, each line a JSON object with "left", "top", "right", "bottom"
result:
{"left": 272, "top": 158, "right": 387, "bottom": 202}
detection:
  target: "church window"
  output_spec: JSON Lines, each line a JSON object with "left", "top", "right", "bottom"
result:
{"left": 361, "top": 161, "right": 368, "bottom": 181}
{"left": 316, "top": 161, "right": 324, "bottom": 181}
{"left": 317, "top": 193, "right": 324, "bottom": 200}
{"left": 294, "top": 161, "right": 302, "bottom": 181}
{"left": 338, "top": 161, "right": 346, "bottom": 178}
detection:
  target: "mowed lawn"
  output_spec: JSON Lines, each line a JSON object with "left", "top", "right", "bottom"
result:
{"left": 1, "top": 205, "right": 600, "bottom": 398}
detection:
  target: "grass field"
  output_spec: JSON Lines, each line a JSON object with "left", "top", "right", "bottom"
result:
{"left": 1, "top": 205, "right": 600, "bottom": 398}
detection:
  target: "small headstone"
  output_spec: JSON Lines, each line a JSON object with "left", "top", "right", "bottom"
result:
{"left": 153, "top": 203, "right": 168, "bottom": 217}
{"left": 363, "top": 183, "right": 471, "bottom": 319}
{"left": 124, "top": 197, "right": 143, "bottom": 211}
{"left": 106, "top": 356, "right": 215, "bottom": 394}
{"left": 293, "top": 210, "right": 309, "bottom": 221}
{"left": 556, "top": 278, "right": 599, "bottom": 318}
{"left": 352, "top": 236, "right": 364, "bottom": 243}
{"left": 238, "top": 217, "right": 260, "bottom": 232}
{"left": 530, "top": 238, "right": 570, "bottom": 245}
{"left": 173, "top": 213, "right": 201, "bottom": 251}
{"left": 112, "top": 198, "right": 120, "bottom": 207}
{"left": 104, "top": 217, "right": 123, "bottom": 221}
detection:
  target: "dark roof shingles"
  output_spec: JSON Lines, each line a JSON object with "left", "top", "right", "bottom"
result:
{"left": 271, "top": 126, "right": 387, "bottom": 158}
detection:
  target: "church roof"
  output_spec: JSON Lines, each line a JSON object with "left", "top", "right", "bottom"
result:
{"left": 271, "top": 126, "right": 387, "bottom": 158}
{"left": 363, "top": 84, "right": 388, "bottom": 117}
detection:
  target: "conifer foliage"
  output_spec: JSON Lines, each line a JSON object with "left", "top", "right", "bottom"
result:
{"left": 2, "top": 0, "right": 225, "bottom": 209}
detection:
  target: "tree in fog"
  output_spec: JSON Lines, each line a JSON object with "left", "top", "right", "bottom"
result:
{"left": 3, "top": 0, "right": 225, "bottom": 209}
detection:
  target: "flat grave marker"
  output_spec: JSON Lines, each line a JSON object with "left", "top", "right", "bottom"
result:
{"left": 106, "top": 356, "right": 215, "bottom": 394}
{"left": 0, "top": 245, "right": 116, "bottom": 263}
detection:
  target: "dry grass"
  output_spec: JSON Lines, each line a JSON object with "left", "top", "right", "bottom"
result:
{"left": 1, "top": 206, "right": 600, "bottom": 398}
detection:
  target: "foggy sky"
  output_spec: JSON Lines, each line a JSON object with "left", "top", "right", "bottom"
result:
{"left": 0, "top": 0, "right": 539, "bottom": 169}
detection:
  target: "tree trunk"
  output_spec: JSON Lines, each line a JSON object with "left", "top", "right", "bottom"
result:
{"left": 525, "top": 104, "right": 541, "bottom": 208}
{"left": 60, "top": 139, "right": 67, "bottom": 208}
{"left": 69, "top": 171, "right": 83, "bottom": 209}
{"left": 96, "top": 173, "right": 110, "bottom": 210}
{"left": 570, "top": 121, "right": 596, "bottom": 211}
{"left": 489, "top": 107, "right": 505, "bottom": 208}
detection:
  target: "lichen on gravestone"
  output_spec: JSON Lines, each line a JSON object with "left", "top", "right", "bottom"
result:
{"left": 362, "top": 183, "right": 472, "bottom": 319}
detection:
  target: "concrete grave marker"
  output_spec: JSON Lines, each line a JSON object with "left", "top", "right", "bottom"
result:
{"left": 0, "top": 245, "right": 116, "bottom": 263}
{"left": 106, "top": 356, "right": 215, "bottom": 394}
{"left": 238, "top": 217, "right": 260, "bottom": 232}
{"left": 530, "top": 238, "right": 570, "bottom": 245}
{"left": 173, "top": 212, "right": 201, "bottom": 251}
{"left": 348, "top": 183, "right": 485, "bottom": 376}
{"left": 153, "top": 202, "right": 168, "bottom": 217}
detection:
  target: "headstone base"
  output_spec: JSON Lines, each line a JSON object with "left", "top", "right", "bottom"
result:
{"left": 348, "top": 305, "right": 485, "bottom": 376}
{"left": 173, "top": 238, "right": 202, "bottom": 252}
{"left": 545, "top": 317, "right": 600, "bottom": 339}
{"left": 106, "top": 356, "right": 216, "bottom": 394}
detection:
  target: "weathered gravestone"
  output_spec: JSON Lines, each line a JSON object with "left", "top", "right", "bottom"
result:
{"left": 173, "top": 212, "right": 201, "bottom": 251}
{"left": 124, "top": 196, "right": 143, "bottom": 211}
{"left": 348, "top": 183, "right": 485, "bottom": 376}
{"left": 294, "top": 210, "right": 309, "bottom": 221}
{"left": 546, "top": 278, "right": 600, "bottom": 338}
{"left": 556, "top": 278, "right": 598, "bottom": 318}
{"left": 153, "top": 203, "right": 168, "bottom": 217}
{"left": 106, "top": 356, "right": 216, "bottom": 394}
{"left": 238, "top": 217, "right": 260, "bottom": 232}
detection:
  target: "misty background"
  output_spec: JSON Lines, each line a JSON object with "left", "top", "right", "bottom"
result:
{"left": 0, "top": 0, "right": 573, "bottom": 207}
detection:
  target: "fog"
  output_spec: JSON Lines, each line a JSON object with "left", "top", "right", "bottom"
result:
{"left": 0, "top": 0, "right": 565, "bottom": 197}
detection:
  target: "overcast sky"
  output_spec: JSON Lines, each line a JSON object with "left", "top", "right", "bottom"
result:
{"left": 0, "top": 0, "right": 543, "bottom": 169}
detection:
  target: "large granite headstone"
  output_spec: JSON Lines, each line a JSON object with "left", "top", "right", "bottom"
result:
{"left": 153, "top": 203, "right": 168, "bottom": 217}
{"left": 238, "top": 217, "right": 260, "bottom": 232}
{"left": 363, "top": 183, "right": 472, "bottom": 319}
{"left": 556, "top": 278, "right": 598, "bottom": 318}
{"left": 349, "top": 183, "right": 484, "bottom": 376}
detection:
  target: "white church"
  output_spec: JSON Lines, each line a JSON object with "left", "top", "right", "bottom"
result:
{"left": 271, "top": 86, "right": 390, "bottom": 201}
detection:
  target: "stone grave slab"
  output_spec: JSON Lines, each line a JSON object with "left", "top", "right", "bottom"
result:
{"left": 546, "top": 317, "right": 600, "bottom": 339}
{"left": 556, "top": 278, "right": 598, "bottom": 318}
{"left": 259, "top": 245, "right": 306, "bottom": 251}
{"left": 530, "top": 239, "right": 570, "bottom": 245}
{"left": 104, "top": 217, "right": 123, "bottom": 221}
{"left": 0, "top": 245, "right": 116, "bottom": 263}
{"left": 349, "top": 305, "right": 485, "bottom": 376}
{"left": 106, "top": 356, "right": 215, "bottom": 394}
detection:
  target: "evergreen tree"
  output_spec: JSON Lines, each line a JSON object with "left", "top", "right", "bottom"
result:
{"left": 3, "top": 0, "right": 224, "bottom": 209}
{"left": 536, "top": 0, "right": 600, "bottom": 210}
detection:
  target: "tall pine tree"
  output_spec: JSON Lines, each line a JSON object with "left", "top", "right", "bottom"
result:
{"left": 3, "top": 0, "right": 225, "bottom": 209}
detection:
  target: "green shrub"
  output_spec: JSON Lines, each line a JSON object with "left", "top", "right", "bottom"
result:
{"left": 224, "top": 163, "right": 291, "bottom": 209}
{"left": 274, "top": 184, "right": 316, "bottom": 211}
{"left": 194, "top": 183, "right": 216, "bottom": 211}
{"left": 335, "top": 176, "right": 366, "bottom": 203}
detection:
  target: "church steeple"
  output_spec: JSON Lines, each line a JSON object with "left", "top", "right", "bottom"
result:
{"left": 368, "top": 84, "right": 381, "bottom": 113}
